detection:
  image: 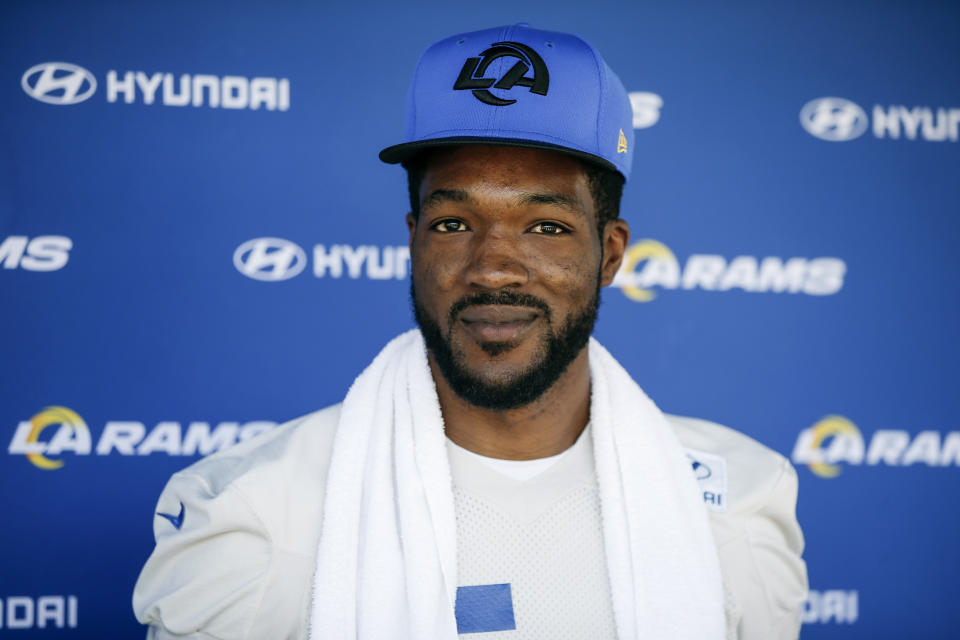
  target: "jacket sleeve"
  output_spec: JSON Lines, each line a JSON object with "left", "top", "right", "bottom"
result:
{"left": 727, "top": 458, "right": 808, "bottom": 640}
{"left": 132, "top": 472, "right": 277, "bottom": 640}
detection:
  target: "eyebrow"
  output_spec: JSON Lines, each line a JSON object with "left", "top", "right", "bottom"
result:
{"left": 421, "top": 189, "right": 472, "bottom": 213}
{"left": 516, "top": 191, "right": 584, "bottom": 216}
{"left": 421, "top": 188, "right": 585, "bottom": 218}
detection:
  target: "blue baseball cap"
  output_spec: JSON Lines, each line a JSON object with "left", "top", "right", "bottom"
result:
{"left": 379, "top": 24, "right": 635, "bottom": 180}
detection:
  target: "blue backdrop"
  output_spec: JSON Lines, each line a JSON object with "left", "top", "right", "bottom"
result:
{"left": 2, "top": 0, "right": 958, "bottom": 637}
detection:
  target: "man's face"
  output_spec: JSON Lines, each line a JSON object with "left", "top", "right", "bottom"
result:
{"left": 408, "top": 146, "right": 623, "bottom": 410}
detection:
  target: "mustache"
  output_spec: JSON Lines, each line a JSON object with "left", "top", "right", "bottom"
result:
{"left": 448, "top": 290, "right": 552, "bottom": 323}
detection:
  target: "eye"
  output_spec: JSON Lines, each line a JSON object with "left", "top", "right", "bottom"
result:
{"left": 430, "top": 219, "right": 470, "bottom": 233}
{"left": 529, "top": 221, "right": 569, "bottom": 235}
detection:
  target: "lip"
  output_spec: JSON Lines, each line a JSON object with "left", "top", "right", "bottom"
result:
{"left": 458, "top": 305, "right": 540, "bottom": 343}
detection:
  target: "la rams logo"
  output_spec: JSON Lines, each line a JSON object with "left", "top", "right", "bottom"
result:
{"left": 690, "top": 457, "right": 712, "bottom": 480}
{"left": 453, "top": 41, "right": 549, "bottom": 106}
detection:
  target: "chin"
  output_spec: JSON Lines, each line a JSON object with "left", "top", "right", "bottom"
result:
{"left": 411, "top": 281, "right": 600, "bottom": 411}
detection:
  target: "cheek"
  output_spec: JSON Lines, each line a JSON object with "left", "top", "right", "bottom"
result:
{"left": 411, "top": 238, "right": 467, "bottom": 304}
{"left": 528, "top": 246, "right": 598, "bottom": 294}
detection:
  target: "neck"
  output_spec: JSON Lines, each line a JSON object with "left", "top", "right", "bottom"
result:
{"left": 430, "top": 347, "right": 591, "bottom": 460}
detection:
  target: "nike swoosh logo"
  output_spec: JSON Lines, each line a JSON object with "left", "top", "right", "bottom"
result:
{"left": 157, "top": 501, "right": 185, "bottom": 530}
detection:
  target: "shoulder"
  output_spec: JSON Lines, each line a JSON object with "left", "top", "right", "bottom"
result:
{"left": 166, "top": 403, "right": 341, "bottom": 553}
{"left": 133, "top": 404, "right": 341, "bottom": 639}
{"left": 178, "top": 404, "right": 340, "bottom": 524}
{"left": 665, "top": 414, "right": 808, "bottom": 640}
{"left": 162, "top": 402, "right": 341, "bottom": 552}
{"left": 666, "top": 413, "right": 793, "bottom": 516}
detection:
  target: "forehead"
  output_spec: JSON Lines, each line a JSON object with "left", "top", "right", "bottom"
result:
{"left": 418, "top": 146, "right": 592, "bottom": 205}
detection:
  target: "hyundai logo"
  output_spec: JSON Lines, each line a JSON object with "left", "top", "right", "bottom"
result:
{"left": 234, "top": 238, "right": 307, "bottom": 281}
{"left": 799, "top": 97, "right": 868, "bottom": 142}
{"left": 21, "top": 62, "right": 97, "bottom": 105}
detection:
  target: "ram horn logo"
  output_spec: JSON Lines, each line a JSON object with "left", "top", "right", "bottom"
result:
{"left": 689, "top": 456, "right": 712, "bottom": 480}
{"left": 234, "top": 238, "right": 307, "bottom": 281}
{"left": 616, "top": 239, "right": 678, "bottom": 302}
{"left": 21, "top": 62, "right": 97, "bottom": 105}
{"left": 453, "top": 41, "right": 549, "bottom": 106}
{"left": 799, "top": 97, "right": 868, "bottom": 142}
{"left": 16, "top": 406, "right": 91, "bottom": 470}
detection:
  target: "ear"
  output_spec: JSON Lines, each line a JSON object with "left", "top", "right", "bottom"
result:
{"left": 599, "top": 218, "right": 630, "bottom": 287}
{"left": 406, "top": 213, "right": 417, "bottom": 255}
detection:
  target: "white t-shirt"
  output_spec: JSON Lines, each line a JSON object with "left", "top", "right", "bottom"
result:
{"left": 447, "top": 425, "right": 617, "bottom": 639}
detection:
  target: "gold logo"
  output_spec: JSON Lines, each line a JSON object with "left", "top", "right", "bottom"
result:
{"left": 617, "top": 128, "right": 628, "bottom": 154}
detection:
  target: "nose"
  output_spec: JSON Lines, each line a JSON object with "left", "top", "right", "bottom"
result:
{"left": 463, "top": 228, "right": 529, "bottom": 290}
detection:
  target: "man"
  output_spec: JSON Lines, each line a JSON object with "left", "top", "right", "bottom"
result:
{"left": 134, "top": 24, "right": 807, "bottom": 639}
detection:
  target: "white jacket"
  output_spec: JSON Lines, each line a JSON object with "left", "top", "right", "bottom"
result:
{"left": 133, "top": 404, "right": 807, "bottom": 639}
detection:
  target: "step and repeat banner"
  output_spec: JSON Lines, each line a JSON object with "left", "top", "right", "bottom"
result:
{"left": 2, "top": 1, "right": 957, "bottom": 637}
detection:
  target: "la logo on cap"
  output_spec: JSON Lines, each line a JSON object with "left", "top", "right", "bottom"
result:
{"left": 453, "top": 41, "right": 549, "bottom": 106}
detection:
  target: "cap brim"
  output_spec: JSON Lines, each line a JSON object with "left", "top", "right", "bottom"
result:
{"left": 379, "top": 136, "right": 621, "bottom": 175}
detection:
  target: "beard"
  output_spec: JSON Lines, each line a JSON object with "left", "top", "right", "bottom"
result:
{"left": 412, "top": 282, "right": 600, "bottom": 411}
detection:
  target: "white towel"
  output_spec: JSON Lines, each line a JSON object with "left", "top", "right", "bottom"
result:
{"left": 309, "top": 329, "right": 725, "bottom": 639}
